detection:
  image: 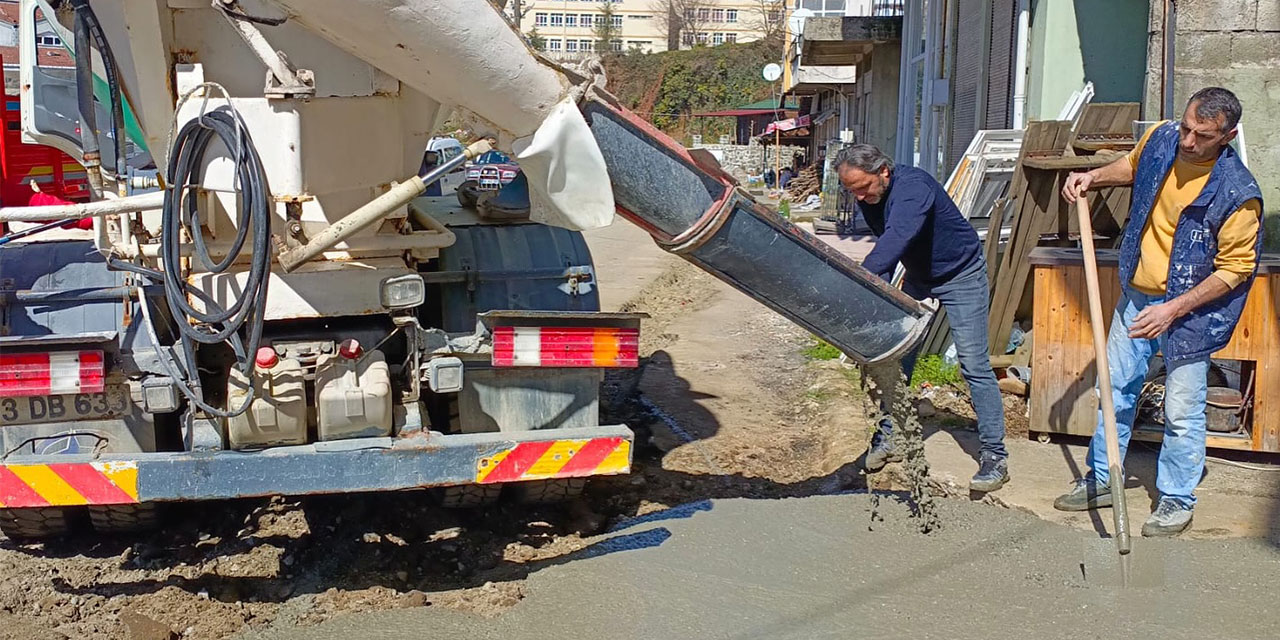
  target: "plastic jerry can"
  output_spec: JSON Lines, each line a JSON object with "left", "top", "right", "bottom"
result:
{"left": 225, "top": 347, "right": 308, "bottom": 450}
{"left": 315, "top": 339, "right": 393, "bottom": 441}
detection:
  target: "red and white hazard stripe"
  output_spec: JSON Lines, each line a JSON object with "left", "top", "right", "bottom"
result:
{"left": 0, "top": 350, "right": 105, "bottom": 397}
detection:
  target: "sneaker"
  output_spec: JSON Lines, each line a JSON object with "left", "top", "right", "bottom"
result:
{"left": 1141, "top": 498, "right": 1194, "bottom": 537}
{"left": 863, "top": 436, "right": 902, "bottom": 473}
{"left": 970, "top": 452, "right": 1009, "bottom": 492}
{"left": 1052, "top": 476, "right": 1113, "bottom": 511}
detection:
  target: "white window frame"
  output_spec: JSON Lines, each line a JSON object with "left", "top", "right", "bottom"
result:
{"left": 564, "top": 14, "right": 577, "bottom": 27}
{"left": 534, "top": 12, "right": 548, "bottom": 26}
{"left": 611, "top": 15, "right": 623, "bottom": 27}
{"left": 712, "top": 8, "right": 725, "bottom": 22}
{"left": 549, "top": 12, "right": 564, "bottom": 26}
{"left": 726, "top": 9, "right": 738, "bottom": 23}
{"left": 725, "top": 32, "right": 737, "bottom": 43}
{"left": 712, "top": 32, "right": 724, "bottom": 45}
{"left": 547, "top": 38, "right": 562, "bottom": 51}
{"left": 566, "top": 39, "right": 579, "bottom": 52}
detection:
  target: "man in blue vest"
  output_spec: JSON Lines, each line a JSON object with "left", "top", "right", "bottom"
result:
{"left": 1056, "top": 87, "right": 1263, "bottom": 537}
{"left": 837, "top": 144, "right": 1009, "bottom": 493}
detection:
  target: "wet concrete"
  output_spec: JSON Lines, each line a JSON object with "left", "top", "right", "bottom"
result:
{"left": 241, "top": 493, "right": 1280, "bottom": 640}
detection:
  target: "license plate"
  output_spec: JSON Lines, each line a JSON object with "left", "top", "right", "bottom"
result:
{"left": 0, "top": 386, "right": 131, "bottom": 426}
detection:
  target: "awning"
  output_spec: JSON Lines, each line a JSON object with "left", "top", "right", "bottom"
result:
{"left": 762, "top": 114, "right": 812, "bottom": 135}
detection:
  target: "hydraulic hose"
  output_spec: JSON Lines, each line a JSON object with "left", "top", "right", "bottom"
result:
{"left": 157, "top": 106, "right": 273, "bottom": 418}
{"left": 68, "top": 0, "right": 126, "bottom": 179}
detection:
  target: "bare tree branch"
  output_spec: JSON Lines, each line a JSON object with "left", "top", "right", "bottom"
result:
{"left": 649, "top": 0, "right": 716, "bottom": 50}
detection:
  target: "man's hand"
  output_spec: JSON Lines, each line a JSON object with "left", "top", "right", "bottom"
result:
{"left": 1128, "top": 301, "right": 1182, "bottom": 339}
{"left": 1062, "top": 172, "right": 1094, "bottom": 203}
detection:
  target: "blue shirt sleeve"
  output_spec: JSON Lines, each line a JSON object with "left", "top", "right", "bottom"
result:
{"left": 862, "top": 176, "right": 934, "bottom": 281}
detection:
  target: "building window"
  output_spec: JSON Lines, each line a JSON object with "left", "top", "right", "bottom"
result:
{"left": 550, "top": 13, "right": 564, "bottom": 26}
{"left": 579, "top": 39, "right": 594, "bottom": 51}
{"left": 695, "top": 31, "right": 708, "bottom": 44}
{"left": 37, "top": 34, "right": 61, "bottom": 47}
{"left": 547, "top": 39, "right": 562, "bottom": 51}
{"left": 712, "top": 32, "right": 724, "bottom": 45}
{"left": 681, "top": 32, "right": 694, "bottom": 46}
{"left": 712, "top": 8, "right": 725, "bottom": 22}
{"left": 581, "top": 13, "right": 594, "bottom": 25}
{"left": 684, "top": 9, "right": 695, "bottom": 20}
{"left": 697, "top": 8, "right": 711, "bottom": 21}
{"left": 534, "top": 12, "right": 547, "bottom": 26}
{"left": 566, "top": 39, "right": 578, "bottom": 52}
{"left": 768, "top": 10, "right": 782, "bottom": 22}
{"left": 726, "top": 9, "right": 738, "bottom": 23}
{"left": 564, "top": 14, "right": 577, "bottom": 26}
{"left": 611, "top": 39, "right": 623, "bottom": 51}
{"left": 627, "top": 40, "right": 649, "bottom": 49}
{"left": 725, "top": 32, "right": 737, "bottom": 43}
{"left": 611, "top": 15, "right": 623, "bottom": 27}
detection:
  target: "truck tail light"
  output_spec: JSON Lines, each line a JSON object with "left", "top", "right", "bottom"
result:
{"left": 0, "top": 350, "right": 105, "bottom": 397}
{"left": 492, "top": 327, "right": 639, "bottom": 368}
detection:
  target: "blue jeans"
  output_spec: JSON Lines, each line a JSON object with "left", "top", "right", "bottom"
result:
{"left": 1086, "top": 289, "right": 1209, "bottom": 507}
{"left": 877, "top": 258, "right": 1007, "bottom": 458}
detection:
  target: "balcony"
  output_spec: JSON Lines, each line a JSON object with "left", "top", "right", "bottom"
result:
{"left": 798, "top": 15, "right": 901, "bottom": 66}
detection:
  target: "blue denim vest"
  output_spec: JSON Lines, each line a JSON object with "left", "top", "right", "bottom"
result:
{"left": 1118, "top": 121, "right": 1264, "bottom": 363}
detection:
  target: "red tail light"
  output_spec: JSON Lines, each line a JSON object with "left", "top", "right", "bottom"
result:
{"left": 0, "top": 351, "right": 105, "bottom": 397}
{"left": 492, "top": 327, "right": 639, "bottom": 368}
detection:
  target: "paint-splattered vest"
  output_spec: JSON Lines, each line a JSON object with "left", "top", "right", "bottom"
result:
{"left": 1119, "top": 121, "right": 1264, "bottom": 362}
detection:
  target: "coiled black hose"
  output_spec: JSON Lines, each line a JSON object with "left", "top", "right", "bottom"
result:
{"left": 157, "top": 107, "right": 272, "bottom": 417}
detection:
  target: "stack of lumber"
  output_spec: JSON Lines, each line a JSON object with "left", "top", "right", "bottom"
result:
{"left": 785, "top": 165, "right": 821, "bottom": 201}
{"left": 983, "top": 102, "right": 1140, "bottom": 360}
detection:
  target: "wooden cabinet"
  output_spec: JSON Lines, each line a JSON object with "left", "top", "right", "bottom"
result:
{"left": 1029, "top": 247, "right": 1280, "bottom": 452}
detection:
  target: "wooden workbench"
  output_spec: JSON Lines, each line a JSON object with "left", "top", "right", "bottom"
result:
{"left": 1029, "top": 247, "right": 1280, "bottom": 453}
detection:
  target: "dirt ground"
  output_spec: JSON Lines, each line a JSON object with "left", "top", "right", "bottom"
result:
{"left": 0, "top": 258, "right": 897, "bottom": 640}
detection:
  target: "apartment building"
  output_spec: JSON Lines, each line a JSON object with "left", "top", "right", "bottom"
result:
{"left": 514, "top": 0, "right": 780, "bottom": 59}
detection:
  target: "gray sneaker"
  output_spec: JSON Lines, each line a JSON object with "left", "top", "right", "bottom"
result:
{"left": 863, "top": 436, "right": 902, "bottom": 473}
{"left": 1052, "top": 477, "right": 1113, "bottom": 511}
{"left": 969, "top": 452, "right": 1009, "bottom": 492}
{"left": 1141, "top": 498, "right": 1194, "bottom": 537}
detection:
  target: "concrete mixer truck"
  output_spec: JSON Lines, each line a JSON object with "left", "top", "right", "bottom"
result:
{"left": 0, "top": 0, "right": 931, "bottom": 539}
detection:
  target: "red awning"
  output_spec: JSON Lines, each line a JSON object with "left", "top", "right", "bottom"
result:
{"left": 762, "top": 114, "right": 812, "bottom": 135}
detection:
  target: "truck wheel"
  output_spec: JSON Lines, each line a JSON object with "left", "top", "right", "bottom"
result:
{"left": 88, "top": 504, "right": 160, "bottom": 533}
{"left": 511, "top": 478, "right": 587, "bottom": 505}
{"left": 0, "top": 507, "right": 74, "bottom": 541}
{"left": 440, "top": 484, "right": 503, "bottom": 508}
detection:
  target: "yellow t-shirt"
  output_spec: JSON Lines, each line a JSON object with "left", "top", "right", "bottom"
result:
{"left": 1125, "top": 122, "right": 1261, "bottom": 296}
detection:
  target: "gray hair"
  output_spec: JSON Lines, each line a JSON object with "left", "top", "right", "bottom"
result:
{"left": 834, "top": 144, "right": 894, "bottom": 174}
{"left": 1188, "top": 87, "right": 1242, "bottom": 132}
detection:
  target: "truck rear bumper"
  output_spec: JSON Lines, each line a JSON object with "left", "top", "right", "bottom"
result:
{"left": 0, "top": 425, "right": 632, "bottom": 507}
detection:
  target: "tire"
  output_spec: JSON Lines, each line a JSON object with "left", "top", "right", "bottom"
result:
{"left": 88, "top": 504, "right": 160, "bottom": 533}
{"left": 0, "top": 507, "right": 74, "bottom": 541}
{"left": 511, "top": 478, "right": 587, "bottom": 505}
{"left": 456, "top": 181, "right": 480, "bottom": 208}
{"left": 439, "top": 484, "right": 503, "bottom": 508}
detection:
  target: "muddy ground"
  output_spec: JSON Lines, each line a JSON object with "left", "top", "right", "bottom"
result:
{"left": 0, "top": 260, "right": 950, "bottom": 640}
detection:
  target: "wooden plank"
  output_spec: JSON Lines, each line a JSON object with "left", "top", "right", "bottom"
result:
{"left": 989, "top": 156, "right": 1064, "bottom": 355}
{"left": 1022, "top": 154, "right": 1124, "bottom": 171}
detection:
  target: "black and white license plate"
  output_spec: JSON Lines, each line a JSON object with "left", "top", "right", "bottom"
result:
{"left": 0, "top": 386, "right": 131, "bottom": 426}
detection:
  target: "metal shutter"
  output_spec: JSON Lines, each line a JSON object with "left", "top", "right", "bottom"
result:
{"left": 985, "top": 0, "right": 1016, "bottom": 129}
{"left": 949, "top": 0, "right": 984, "bottom": 168}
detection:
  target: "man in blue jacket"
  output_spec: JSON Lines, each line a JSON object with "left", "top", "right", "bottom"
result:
{"left": 836, "top": 144, "right": 1008, "bottom": 492}
{"left": 1055, "top": 87, "right": 1262, "bottom": 537}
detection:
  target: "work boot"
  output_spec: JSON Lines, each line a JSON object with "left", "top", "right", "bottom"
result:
{"left": 863, "top": 434, "right": 901, "bottom": 473}
{"left": 969, "top": 452, "right": 1009, "bottom": 492}
{"left": 1141, "top": 497, "right": 1194, "bottom": 537}
{"left": 1052, "top": 476, "right": 1113, "bottom": 511}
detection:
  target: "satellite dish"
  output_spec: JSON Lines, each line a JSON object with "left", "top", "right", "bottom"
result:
{"left": 762, "top": 63, "right": 782, "bottom": 82}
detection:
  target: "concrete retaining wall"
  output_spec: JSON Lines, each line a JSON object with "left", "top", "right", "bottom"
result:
{"left": 1146, "top": 0, "right": 1280, "bottom": 250}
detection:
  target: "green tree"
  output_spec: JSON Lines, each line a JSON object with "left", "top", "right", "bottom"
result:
{"left": 595, "top": 2, "right": 622, "bottom": 55}
{"left": 527, "top": 27, "right": 546, "bottom": 51}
